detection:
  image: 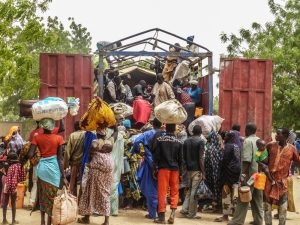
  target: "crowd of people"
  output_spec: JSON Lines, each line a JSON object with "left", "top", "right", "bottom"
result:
{"left": 1, "top": 36, "right": 300, "bottom": 225}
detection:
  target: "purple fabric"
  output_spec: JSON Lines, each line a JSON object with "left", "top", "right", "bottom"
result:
{"left": 231, "top": 130, "right": 242, "bottom": 151}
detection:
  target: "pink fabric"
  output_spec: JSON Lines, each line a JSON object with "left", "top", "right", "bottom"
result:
{"left": 133, "top": 98, "right": 151, "bottom": 125}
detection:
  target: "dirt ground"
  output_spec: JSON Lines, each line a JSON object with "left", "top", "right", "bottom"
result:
{"left": 5, "top": 176, "right": 300, "bottom": 225}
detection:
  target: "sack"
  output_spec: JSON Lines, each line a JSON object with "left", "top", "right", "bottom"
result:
{"left": 32, "top": 97, "right": 68, "bottom": 121}
{"left": 194, "top": 107, "right": 203, "bottom": 118}
{"left": 19, "top": 142, "right": 41, "bottom": 165}
{"left": 154, "top": 99, "right": 187, "bottom": 124}
{"left": 109, "top": 103, "right": 133, "bottom": 120}
{"left": 188, "top": 115, "right": 224, "bottom": 137}
{"left": 81, "top": 166, "right": 89, "bottom": 194}
{"left": 194, "top": 180, "right": 214, "bottom": 200}
{"left": 79, "top": 97, "right": 116, "bottom": 131}
{"left": 52, "top": 186, "right": 78, "bottom": 225}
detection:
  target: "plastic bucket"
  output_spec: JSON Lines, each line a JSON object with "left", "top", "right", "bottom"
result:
{"left": 239, "top": 186, "right": 252, "bottom": 202}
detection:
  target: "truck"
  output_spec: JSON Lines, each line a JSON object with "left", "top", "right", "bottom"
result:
{"left": 38, "top": 28, "right": 272, "bottom": 141}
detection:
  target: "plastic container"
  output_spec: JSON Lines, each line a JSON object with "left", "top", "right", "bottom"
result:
{"left": 239, "top": 186, "right": 252, "bottom": 202}
{"left": 254, "top": 173, "right": 267, "bottom": 190}
{"left": 16, "top": 183, "right": 25, "bottom": 209}
{"left": 247, "top": 173, "right": 258, "bottom": 186}
{"left": 232, "top": 183, "right": 239, "bottom": 198}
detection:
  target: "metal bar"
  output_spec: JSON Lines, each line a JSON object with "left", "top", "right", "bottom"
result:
{"left": 113, "top": 59, "right": 154, "bottom": 70}
{"left": 98, "top": 54, "right": 104, "bottom": 98}
{"left": 114, "top": 64, "right": 155, "bottom": 73}
{"left": 103, "top": 51, "right": 212, "bottom": 57}
{"left": 208, "top": 56, "right": 213, "bottom": 115}
{"left": 198, "top": 60, "right": 202, "bottom": 78}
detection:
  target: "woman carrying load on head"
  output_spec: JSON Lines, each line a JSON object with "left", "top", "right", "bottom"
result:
{"left": 215, "top": 131, "right": 241, "bottom": 222}
{"left": 28, "top": 118, "right": 68, "bottom": 225}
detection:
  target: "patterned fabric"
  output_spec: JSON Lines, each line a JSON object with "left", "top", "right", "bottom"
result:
{"left": 5, "top": 163, "right": 26, "bottom": 195}
{"left": 204, "top": 132, "right": 222, "bottom": 205}
{"left": 221, "top": 184, "right": 237, "bottom": 215}
{"left": 152, "top": 82, "right": 175, "bottom": 107}
{"left": 265, "top": 142, "right": 300, "bottom": 204}
{"left": 39, "top": 118, "right": 55, "bottom": 131}
{"left": 33, "top": 178, "right": 58, "bottom": 216}
{"left": 19, "top": 142, "right": 41, "bottom": 165}
{"left": 4, "top": 126, "right": 19, "bottom": 142}
{"left": 36, "top": 156, "right": 61, "bottom": 188}
{"left": 78, "top": 152, "right": 114, "bottom": 216}
{"left": 8, "top": 134, "right": 23, "bottom": 154}
{"left": 255, "top": 149, "right": 268, "bottom": 161}
{"left": 180, "top": 92, "right": 193, "bottom": 105}
{"left": 64, "top": 130, "right": 86, "bottom": 167}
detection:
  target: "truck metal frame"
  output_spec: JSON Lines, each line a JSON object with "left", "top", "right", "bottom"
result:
{"left": 96, "top": 28, "right": 214, "bottom": 114}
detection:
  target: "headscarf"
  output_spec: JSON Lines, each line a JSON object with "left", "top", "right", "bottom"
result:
{"left": 230, "top": 130, "right": 242, "bottom": 151}
{"left": 123, "top": 119, "right": 131, "bottom": 129}
{"left": 187, "top": 36, "right": 194, "bottom": 42}
{"left": 4, "top": 126, "right": 19, "bottom": 142}
{"left": 189, "top": 80, "right": 198, "bottom": 85}
{"left": 39, "top": 118, "right": 55, "bottom": 131}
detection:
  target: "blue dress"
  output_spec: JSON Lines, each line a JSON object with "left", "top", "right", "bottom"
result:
{"left": 131, "top": 129, "right": 158, "bottom": 219}
{"left": 187, "top": 87, "right": 201, "bottom": 102}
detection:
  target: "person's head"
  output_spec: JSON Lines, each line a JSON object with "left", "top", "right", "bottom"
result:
{"left": 152, "top": 118, "right": 162, "bottom": 129}
{"left": 139, "top": 80, "right": 147, "bottom": 88}
{"left": 187, "top": 35, "right": 194, "bottom": 45}
{"left": 7, "top": 151, "right": 18, "bottom": 164}
{"left": 100, "top": 144, "right": 113, "bottom": 153}
{"left": 275, "top": 127, "right": 290, "bottom": 143}
{"left": 189, "top": 80, "right": 198, "bottom": 90}
{"left": 174, "top": 43, "right": 181, "bottom": 52}
{"left": 256, "top": 139, "right": 266, "bottom": 151}
{"left": 39, "top": 118, "right": 55, "bottom": 133}
{"left": 245, "top": 123, "right": 257, "bottom": 137}
{"left": 122, "top": 74, "right": 131, "bottom": 85}
{"left": 156, "top": 73, "right": 164, "bottom": 84}
{"left": 224, "top": 131, "right": 235, "bottom": 144}
{"left": 96, "top": 127, "right": 107, "bottom": 138}
{"left": 192, "top": 125, "right": 202, "bottom": 136}
{"left": 232, "top": 124, "right": 241, "bottom": 132}
{"left": 74, "top": 121, "right": 81, "bottom": 131}
{"left": 107, "top": 71, "right": 115, "bottom": 80}
{"left": 166, "top": 124, "right": 176, "bottom": 133}
{"left": 116, "top": 41, "right": 122, "bottom": 48}
{"left": 220, "top": 130, "right": 228, "bottom": 140}
{"left": 114, "top": 76, "right": 122, "bottom": 86}
{"left": 114, "top": 70, "right": 119, "bottom": 77}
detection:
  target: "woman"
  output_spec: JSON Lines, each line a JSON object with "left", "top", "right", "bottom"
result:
{"left": 151, "top": 73, "right": 175, "bottom": 107}
{"left": 204, "top": 132, "right": 222, "bottom": 212}
{"left": 78, "top": 125, "right": 118, "bottom": 224}
{"left": 215, "top": 131, "right": 241, "bottom": 222}
{"left": 176, "top": 87, "right": 195, "bottom": 129}
{"left": 3, "top": 126, "right": 23, "bottom": 155}
{"left": 28, "top": 118, "right": 67, "bottom": 225}
{"left": 187, "top": 80, "right": 202, "bottom": 107}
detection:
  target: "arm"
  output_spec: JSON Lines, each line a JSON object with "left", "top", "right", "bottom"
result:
{"left": 292, "top": 146, "right": 300, "bottom": 166}
{"left": 166, "top": 84, "right": 175, "bottom": 99}
{"left": 130, "top": 133, "right": 145, "bottom": 154}
{"left": 58, "top": 119, "right": 65, "bottom": 133}
{"left": 152, "top": 142, "right": 161, "bottom": 180}
{"left": 57, "top": 145, "right": 68, "bottom": 186}
{"left": 199, "top": 141, "right": 206, "bottom": 180}
{"left": 195, "top": 94, "right": 202, "bottom": 107}
{"left": 64, "top": 136, "right": 72, "bottom": 169}
{"left": 112, "top": 124, "right": 118, "bottom": 141}
{"left": 28, "top": 144, "right": 37, "bottom": 159}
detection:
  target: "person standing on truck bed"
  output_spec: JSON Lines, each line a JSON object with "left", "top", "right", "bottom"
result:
{"left": 151, "top": 74, "right": 175, "bottom": 107}
{"left": 132, "top": 80, "right": 148, "bottom": 99}
{"left": 187, "top": 80, "right": 202, "bottom": 107}
{"left": 121, "top": 74, "right": 133, "bottom": 104}
{"left": 104, "top": 76, "right": 125, "bottom": 104}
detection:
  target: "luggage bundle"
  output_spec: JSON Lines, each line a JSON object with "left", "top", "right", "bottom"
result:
{"left": 109, "top": 103, "right": 133, "bottom": 120}
{"left": 154, "top": 99, "right": 187, "bottom": 124}
{"left": 188, "top": 115, "right": 224, "bottom": 137}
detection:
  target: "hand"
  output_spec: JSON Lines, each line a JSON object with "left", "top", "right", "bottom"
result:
{"left": 240, "top": 175, "right": 245, "bottom": 186}
{"left": 152, "top": 170, "right": 158, "bottom": 180}
{"left": 62, "top": 177, "right": 69, "bottom": 187}
{"left": 202, "top": 174, "right": 206, "bottom": 181}
{"left": 179, "top": 175, "right": 183, "bottom": 184}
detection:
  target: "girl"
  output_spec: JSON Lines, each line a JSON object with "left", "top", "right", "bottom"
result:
{"left": 2, "top": 152, "right": 26, "bottom": 225}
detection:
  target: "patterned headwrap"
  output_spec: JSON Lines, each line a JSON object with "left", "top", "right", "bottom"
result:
{"left": 123, "top": 119, "right": 131, "bottom": 129}
{"left": 287, "top": 130, "right": 296, "bottom": 144}
{"left": 187, "top": 35, "right": 194, "bottom": 42}
{"left": 39, "top": 118, "right": 55, "bottom": 131}
{"left": 4, "top": 126, "right": 19, "bottom": 142}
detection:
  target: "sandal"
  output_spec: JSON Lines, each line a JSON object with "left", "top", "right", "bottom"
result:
{"left": 145, "top": 214, "right": 155, "bottom": 219}
{"left": 154, "top": 218, "right": 166, "bottom": 224}
{"left": 214, "top": 217, "right": 223, "bottom": 222}
{"left": 10, "top": 221, "right": 19, "bottom": 225}
{"left": 124, "top": 206, "right": 133, "bottom": 210}
{"left": 1, "top": 220, "right": 9, "bottom": 225}
{"left": 77, "top": 217, "right": 90, "bottom": 224}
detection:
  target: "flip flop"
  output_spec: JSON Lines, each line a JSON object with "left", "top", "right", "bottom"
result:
{"left": 9, "top": 221, "right": 20, "bottom": 225}
{"left": 77, "top": 218, "right": 90, "bottom": 224}
{"left": 154, "top": 219, "right": 166, "bottom": 224}
{"left": 124, "top": 206, "right": 133, "bottom": 210}
{"left": 214, "top": 218, "right": 223, "bottom": 222}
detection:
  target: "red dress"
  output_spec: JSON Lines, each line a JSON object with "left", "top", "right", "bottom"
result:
{"left": 133, "top": 97, "right": 151, "bottom": 125}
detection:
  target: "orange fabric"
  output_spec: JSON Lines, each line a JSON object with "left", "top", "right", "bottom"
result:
{"left": 157, "top": 169, "right": 179, "bottom": 213}
{"left": 4, "top": 126, "right": 19, "bottom": 142}
{"left": 31, "top": 134, "right": 64, "bottom": 158}
{"left": 29, "top": 127, "right": 59, "bottom": 142}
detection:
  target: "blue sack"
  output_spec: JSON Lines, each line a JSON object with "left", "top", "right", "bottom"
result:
{"left": 118, "top": 182, "right": 123, "bottom": 195}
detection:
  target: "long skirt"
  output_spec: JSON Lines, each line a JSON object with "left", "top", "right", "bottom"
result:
{"left": 33, "top": 178, "right": 58, "bottom": 216}
{"left": 221, "top": 184, "right": 237, "bottom": 215}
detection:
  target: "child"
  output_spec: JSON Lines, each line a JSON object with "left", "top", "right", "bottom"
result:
{"left": 2, "top": 152, "right": 26, "bottom": 225}
{"left": 255, "top": 139, "right": 275, "bottom": 185}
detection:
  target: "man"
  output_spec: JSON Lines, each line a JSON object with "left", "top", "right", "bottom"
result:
{"left": 152, "top": 73, "right": 175, "bottom": 107}
{"left": 263, "top": 128, "right": 300, "bottom": 225}
{"left": 121, "top": 74, "right": 133, "bottom": 103}
{"left": 130, "top": 118, "right": 162, "bottom": 220}
{"left": 180, "top": 125, "right": 205, "bottom": 219}
{"left": 232, "top": 123, "right": 245, "bottom": 144}
{"left": 104, "top": 76, "right": 125, "bottom": 104}
{"left": 64, "top": 121, "right": 85, "bottom": 196}
{"left": 132, "top": 80, "right": 148, "bottom": 98}
{"left": 153, "top": 124, "right": 183, "bottom": 224}
{"left": 228, "top": 123, "right": 263, "bottom": 225}
{"left": 28, "top": 118, "right": 65, "bottom": 209}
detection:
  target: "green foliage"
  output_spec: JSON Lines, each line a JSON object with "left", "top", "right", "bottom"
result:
{"left": 0, "top": 0, "right": 92, "bottom": 117}
{"left": 220, "top": 0, "right": 300, "bottom": 130}
{"left": 213, "top": 96, "right": 219, "bottom": 115}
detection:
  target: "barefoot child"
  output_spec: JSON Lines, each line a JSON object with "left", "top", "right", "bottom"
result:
{"left": 78, "top": 144, "right": 114, "bottom": 225}
{"left": 255, "top": 139, "right": 275, "bottom": 184}
{"left": 2, "top": 152, "right": 26, "bottom": 225}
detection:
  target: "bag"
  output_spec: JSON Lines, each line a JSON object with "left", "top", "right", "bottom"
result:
{"left": 188, "top": 115, "right": 224, "bottom": 137}
{"left": 109, "top": 103, "right": 133, "bottom": 120}
{"left": 79, "top": 97, "right": 116, "bottom": 131}
{"left": 52, "top": 186, "right": 78, "bottom": 225}
{"left": 19, "top": 142, "right": 41, "bottom": 165}
{"left": 194, "top": 180, "right": 214, "bottom": 200}
{"left": 81, "top": 166, "right": 89, "bottom": 194}
{"left": 122, "top": 156, "right": 130, "bottom": 174}
{"left": 154, "top": 99, "right": 187, "bottom": 124}
{"left": 32, "top": 97, "right": 68, "bottom": 121}
{"left": 194, "top": 107, "right": 203, "bottom": 118}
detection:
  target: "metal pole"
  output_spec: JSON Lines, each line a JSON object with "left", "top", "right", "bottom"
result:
{"left": 208, "top": 56, "right": 213, "bottom": 115}
{"left": 98, "top": 54, "right": 104, "bottom": 98}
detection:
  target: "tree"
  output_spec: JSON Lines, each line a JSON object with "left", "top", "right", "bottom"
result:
{"left": 0, "top": 0, "right": 92, "bottom": 117}
{"left": 220, "top": 0, "right": 300, "bottom": 130}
